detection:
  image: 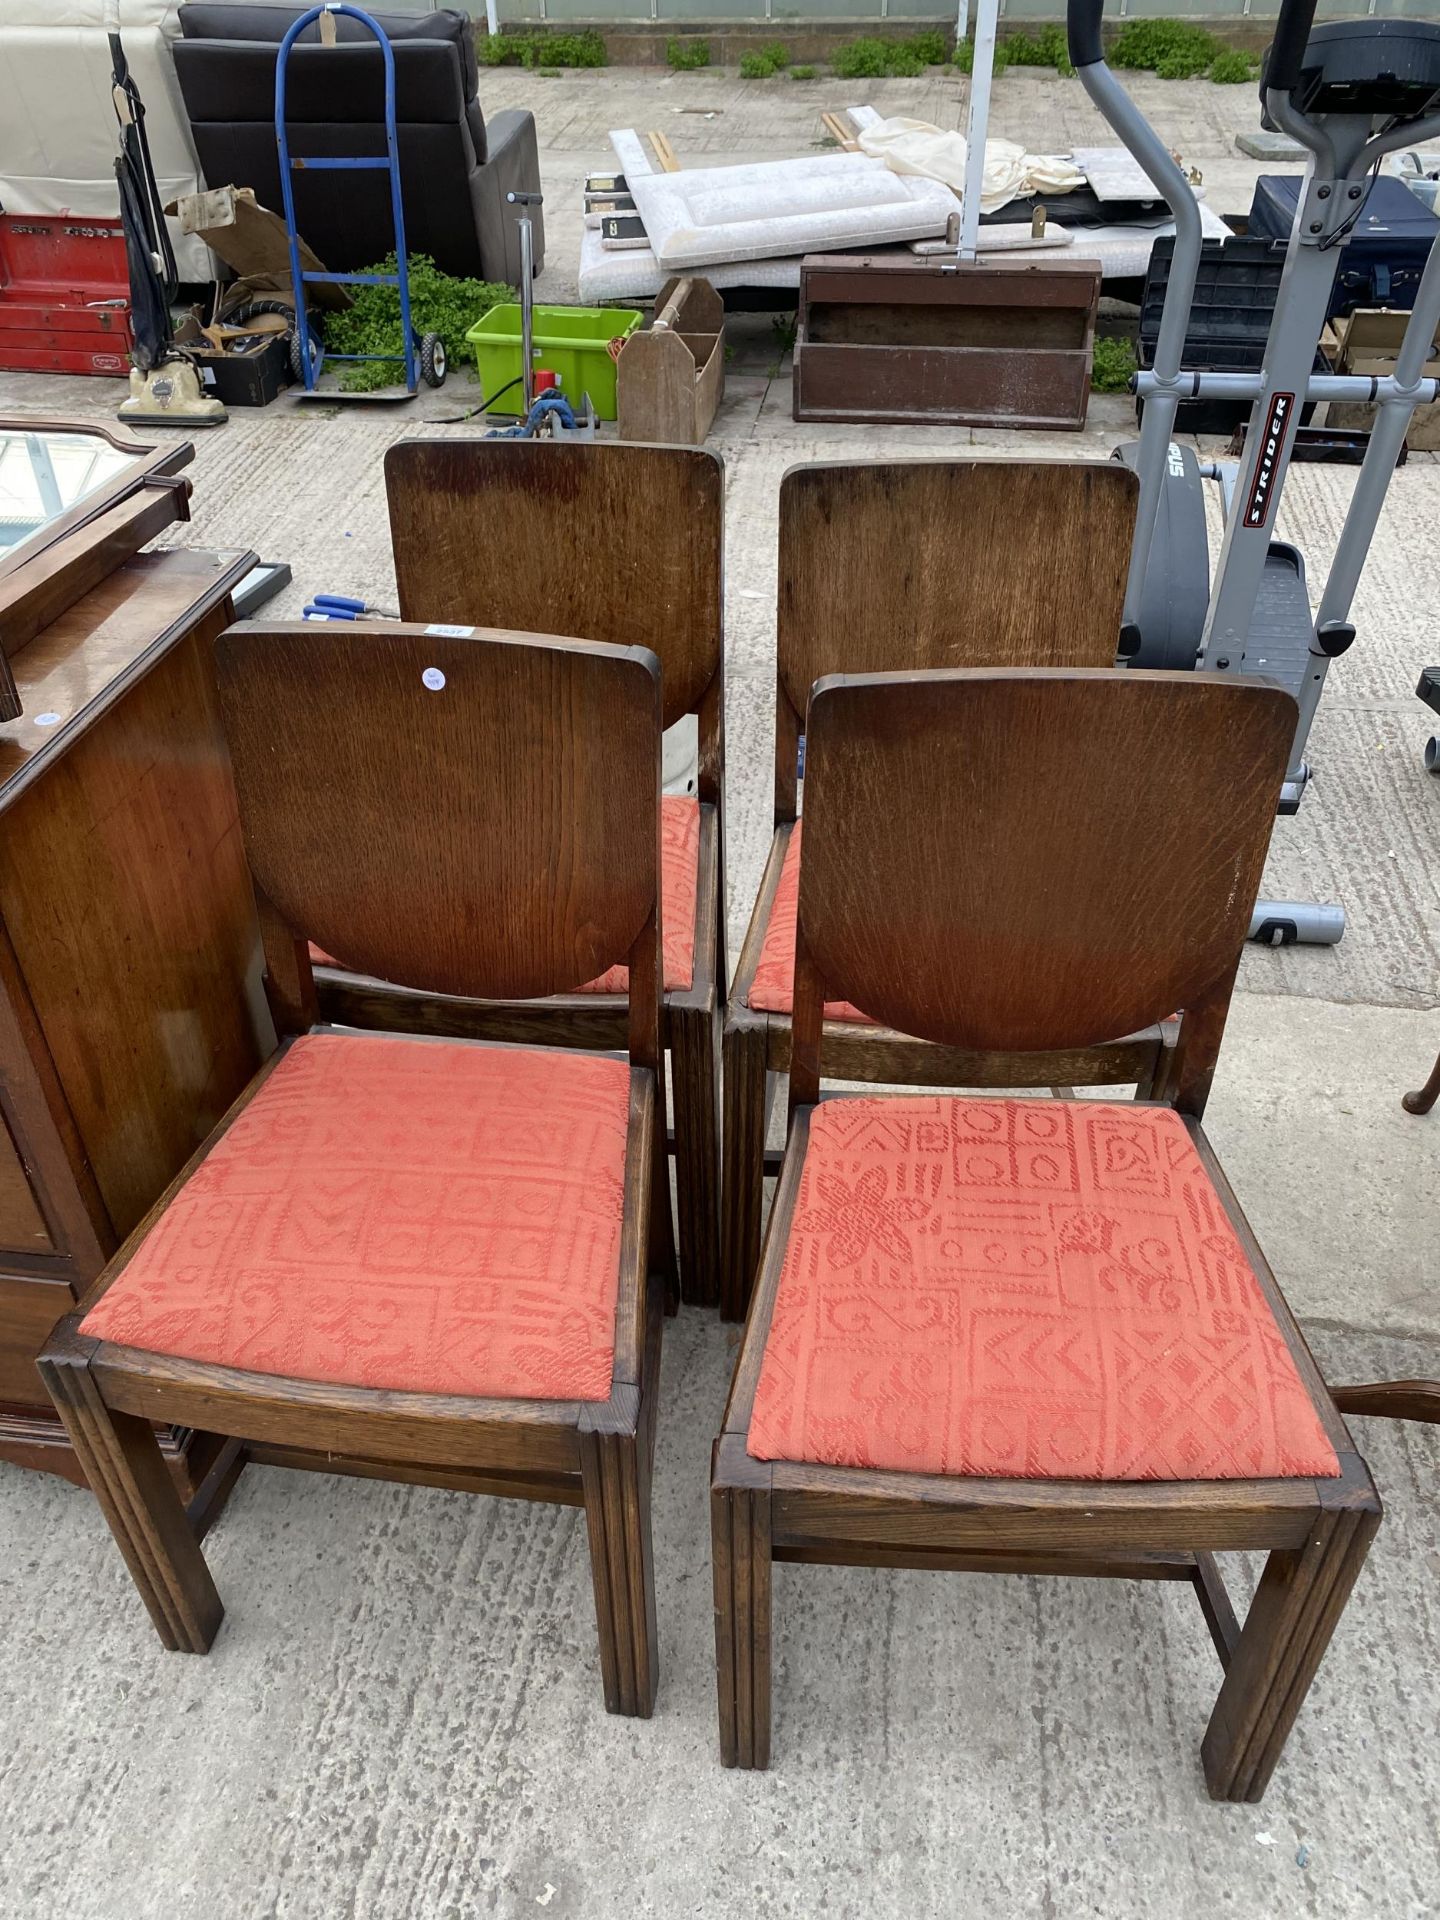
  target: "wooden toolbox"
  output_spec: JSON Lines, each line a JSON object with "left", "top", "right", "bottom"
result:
{"left": 792, "top": 253, "right": 1102, "bottom": 431}
{"left": 618, "top": 276, "right": 725, "bottom": 445}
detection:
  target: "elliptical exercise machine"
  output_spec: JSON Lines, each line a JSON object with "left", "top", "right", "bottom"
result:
{"left": 1068, "top": 0, "right": 1440, "bottom": 945}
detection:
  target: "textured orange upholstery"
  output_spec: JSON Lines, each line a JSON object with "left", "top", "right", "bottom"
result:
{"left": 581, "top": 792, "right": 699, "bottom": 995}
{"left": 81, "top": 1033, "right": 632, "bottom": 1402}
{"left": 748, "top": 823, "right": 871, "bottom": 1023}
{"left": 748, "top": 1097, "right": 1340, "bottom": 1482}
{"left": 309, "top": 793, "right": 699, "bottom": 996}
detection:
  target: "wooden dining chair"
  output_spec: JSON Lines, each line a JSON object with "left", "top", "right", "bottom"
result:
{"left": 311, "top": 438, "right": 725, "bottom": 1309}
{"left": 40, "top": 622, "right": 673, "bottom": 1719}
{"left": 722, "top": 457, "right": 1145, "bottom": 1320}
{"left": 713, "top": 667, "right": 1381, "bottom": 1800}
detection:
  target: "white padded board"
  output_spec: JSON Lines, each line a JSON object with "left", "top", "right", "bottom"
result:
{"left": 625, "top": 151, "right": 958, "bottom": 272}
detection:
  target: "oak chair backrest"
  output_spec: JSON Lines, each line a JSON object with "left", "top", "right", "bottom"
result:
{"left": 774, "top": 459, "right": 1139, "bottom": 816}
{"left": 792, "top": 669, "right": 1296, "bottom": 1115}
{"left": 215, "top": 623, "right": 663, "bottom": 1061}
{"left": 385, "top": 438, "right": 724, "bottom": 797}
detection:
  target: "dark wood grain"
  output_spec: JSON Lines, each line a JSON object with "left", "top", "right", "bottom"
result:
{"left": 385, "top": 438, "right": 723, "bottom": 735}
{"left": 791, "top": 670, "right": 1293, "bottom": 1096}
{"left": 40, "top": 1321, "right": 224, "bottom": 1653}
{"left": 0, "top": 547, "right": 252, "bottom": 803}
{"left": 793, "top": 257, "right": 1101, "bottom": 429}
{"left": 1331, "top": 1380, "right": 1440, "bottom": 1424}
{"left": 0, "top": 545, "right": 263, "bottom": 1492}
{"left": 0, "top": 478, "right": 191, "bottom": 662}
{"left": 218, "top": 622, "right": 662, "bottom": 1008}
{"left": 712, "top": 1434, "right": 772, "bottom": 1769}
{"left": 775, "top": 460, "right": 1136, "bottom": 816}
{"left": 0, "top": 605, "right": 268, "bottom": 1239}
{"left": 0, "top": 417, "right": 191, "bottom": 722}
{"left": 0, "top": 1108, "right": 52, "bottom": 1253}
{"left": 0, "top": 1275, "right": 74, "bottom": 1404}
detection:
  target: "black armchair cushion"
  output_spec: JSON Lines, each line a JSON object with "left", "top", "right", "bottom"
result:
{"left": 174, "top": 38, "right": 470, "bottom": 127}
{"left": 177, "top": 4, "right": 480, "bottom": 99}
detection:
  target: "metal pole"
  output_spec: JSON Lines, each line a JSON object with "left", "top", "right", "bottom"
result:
{"left": 509, "top": 192, "right": 536, "bottom": 411}
{"left": 957, "top": 0, "right": 999, "bottom": 263}
{"left": 1274, "top": 235, "right": 1440, "bottom": 767}
{"left": 274, "top": 11, "right": 315, "bottom": 389}
{"left": 1134, "top": 370, "right": 1440, "bottom": 404}
{"left": 1072, "top": 59, "right": 1206, "bottom": 631}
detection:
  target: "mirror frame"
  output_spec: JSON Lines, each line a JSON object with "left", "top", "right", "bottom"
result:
{"left": 0, "top": 421, "right": 195, "bottom": 721}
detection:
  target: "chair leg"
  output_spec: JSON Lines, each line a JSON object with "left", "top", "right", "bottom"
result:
{"left": 670, "top": 996, "right": 721, "bottom": 1308}
{"left": 712, "top": 1440, "right": 772, "bottom": 1769}
{"left": 720, "top": 1016, "right": 769, "bottom": 1323}
{"left": 1402, "top": 1045, "right": 1440, "bottom": 1115}
{"left": 579, "top": 1407, "right": 658, "bottom": 1718}
{"left": 1200, "top": 1497, "right": 1380, "bottom": 1802}
{"left": 39, "top": 1331, "right": 223, "bottom": 1654}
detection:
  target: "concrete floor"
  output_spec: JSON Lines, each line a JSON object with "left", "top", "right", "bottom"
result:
{"left": 1, "top": 62, "right": 1438, "bottom": 1920}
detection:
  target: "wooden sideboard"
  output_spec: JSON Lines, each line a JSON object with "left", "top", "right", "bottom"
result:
{"left": 0, "top": 542, "right": 272, "bottom": 1492}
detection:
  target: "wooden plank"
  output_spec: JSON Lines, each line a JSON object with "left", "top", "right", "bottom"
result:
{"left": 793, "top": 341, "right": 1091, "bottom": 429}
{"left": 0, "top": 1273, "right": 74, "bottom": 1405}
{"left": 0, "top": 480, "right": 191, "bottom": 662}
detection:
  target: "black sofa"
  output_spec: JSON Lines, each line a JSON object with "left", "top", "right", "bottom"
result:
{"left": 173, "top": 4, "right": 543, "bottom": 285}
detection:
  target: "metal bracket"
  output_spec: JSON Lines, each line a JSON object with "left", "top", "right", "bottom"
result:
{"left": 1297, "top": 171, "right": 1369, "bottom": 247}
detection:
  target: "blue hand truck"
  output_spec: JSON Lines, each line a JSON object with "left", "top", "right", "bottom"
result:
{"left": 274, "top": 2, "right": 446, "bottom": 396}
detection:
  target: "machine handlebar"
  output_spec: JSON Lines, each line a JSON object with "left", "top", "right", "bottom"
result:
{"left": 1263, "top": 0, "right": 1319, "bottom": 95}
{"left": 1066, "top": 0, "right": 1105, "bottom": 72}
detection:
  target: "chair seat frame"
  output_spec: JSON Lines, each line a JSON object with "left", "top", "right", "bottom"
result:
{"left": 714, "top": 1099, "right": 1379, "bottom": 1800}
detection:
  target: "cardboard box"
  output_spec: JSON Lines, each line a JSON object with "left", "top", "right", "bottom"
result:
{"left": 1325, "top": 308, "right": 1440, "bottom": 450}
{"left": 168, "top": 186, "right": 351, "bottom": 312}
{"left": 174, "top": 310, "right": 291, "bottom": 408}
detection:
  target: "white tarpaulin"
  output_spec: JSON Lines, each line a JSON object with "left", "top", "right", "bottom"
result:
{"left": 857, "top": 118, "right": 1084, "bottom": 212}
{"left": 625, "top": 150, "right": 958, "bottom": 273}
{"left": 0, "top": 0, "right": 210, "bottom": 279}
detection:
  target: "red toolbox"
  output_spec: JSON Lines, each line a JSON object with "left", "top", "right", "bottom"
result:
{"left": 0, "top": 212, "right": 134, "bottom": 376}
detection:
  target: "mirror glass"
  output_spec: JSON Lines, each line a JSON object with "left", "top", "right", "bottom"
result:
{"left": 0, "top": 428, "right": 138, "bottom": 561}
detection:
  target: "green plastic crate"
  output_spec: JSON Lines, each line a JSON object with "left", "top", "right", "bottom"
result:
{"left": 465, "top": 304, "right": 640, "bottom": 419}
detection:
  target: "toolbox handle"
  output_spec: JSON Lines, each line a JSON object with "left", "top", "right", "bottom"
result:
{"left": 653, "top": 280, "right": 694, "bottom": 332}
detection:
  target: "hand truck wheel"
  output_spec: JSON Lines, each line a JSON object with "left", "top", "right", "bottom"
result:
{"left": 420, "top": 331, "right": 447, "bottom": 388}
{"left": 289, "top": 323, "right": 324, "bottom": 386}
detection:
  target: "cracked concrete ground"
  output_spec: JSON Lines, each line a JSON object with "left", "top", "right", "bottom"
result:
{"left": 0, "top": 61, "right": 1437, "bottom": 1920}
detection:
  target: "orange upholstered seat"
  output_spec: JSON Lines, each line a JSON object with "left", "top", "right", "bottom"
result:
{"left": 309, "top": 793, "right": 700, "bottom": 997}
{"left": 81, "top": 1032, "right": 632, "bottom": 1402}
{"left": 749, "top": 824, "right": 871, "bottom": 1023}
{"left": 747, "top": 1096, "right": 1340, "bottom": 1483}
